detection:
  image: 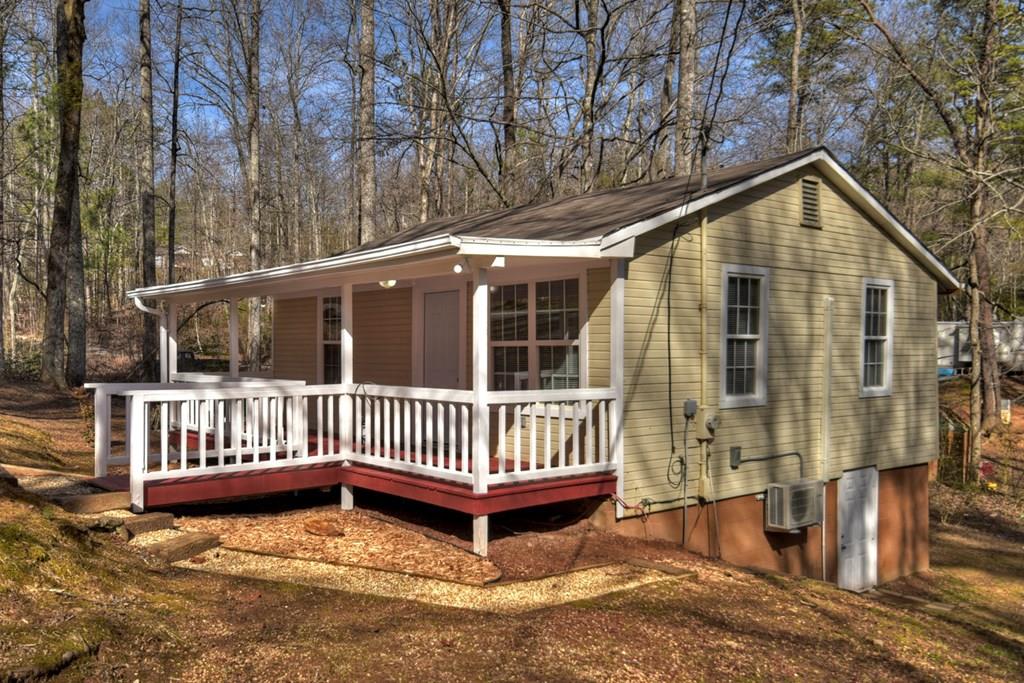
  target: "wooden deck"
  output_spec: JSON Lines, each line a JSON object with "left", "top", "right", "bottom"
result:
{"left": 89, "top": 462, "right": 616, "bottom": 515}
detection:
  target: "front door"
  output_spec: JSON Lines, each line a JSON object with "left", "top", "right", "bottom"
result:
{"left": 423, "top": 290, "right": 461, "bottom": 388}
{"left": 838, "top": 466, "right": 879, "bottom": 592}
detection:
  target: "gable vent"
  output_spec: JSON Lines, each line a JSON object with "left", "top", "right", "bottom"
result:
{"left": 801, "top": 178, "right": 821, "bottom": 227}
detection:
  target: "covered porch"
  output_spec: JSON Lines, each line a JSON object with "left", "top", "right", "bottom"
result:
{"left": 89, "top": 239, "right": 628, "bottom": 556}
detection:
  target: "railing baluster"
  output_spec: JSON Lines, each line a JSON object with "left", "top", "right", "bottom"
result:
{"left": 216, "top": 400, "right": 225, "bottom": 467}
{"left": 317, "top": 396, "right": 324, "bottom": 457}
{"left": 544, "top": 403, "right": 551, "bottom": 469}
{"left": 514, "top": 404, "right": 522, "bottom": 473}
{"left": 461, "top": 404, "right": 470, "bottom": 474}
{"left": 300, "top": 397, "right": 309, "bottom": 458}
{"left": 497, "top": 405, "right": 506, "bottom": 475}
{"left": 179, "top": 400, "right": 187, "bottom": 470}
{"left": 403, "top": 400, "right": 411, "bottom": 463}
{"left": 414, "top": 401, "right": 422, "bottom": 465}
{"left": 269, "top": 397, "right": 278, "bottom": 462}
{"left": 247, "top": 398, "right": 256, "bottom": 464}
{"left": 558, "top": 402, "right": 566, "bottom": 468}
{"left": 425, "top": 402, "right": 434, "bottom": 466}
{"left": 599, "top": 399, "right": 608, "bottom": 464}
{"left": 160, "top": 401, "right": 169, "bottom": 472}
{"left": 435, "top": 402, "right": 444, "bottom": 468}
{"left": 586, "top": 400, "right": 595, "bottom": 465}
{"left": 529, "top": 403, "right": 538, "bottom": 470}
{"left": 448, "top": 403, "right": 456, "bottom": 472}
{"left": 198, "top": 399, "right": 207, "bottom": 470}
{"left": 382, "top": 398, "right": 391, "bottom": 459}
{"left": 572, "top": 400, "right": 581, "bottom": 466}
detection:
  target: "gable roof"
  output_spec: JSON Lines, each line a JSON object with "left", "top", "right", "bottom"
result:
{"left": 127, "top": 147, "right": 958, "bottom": 302}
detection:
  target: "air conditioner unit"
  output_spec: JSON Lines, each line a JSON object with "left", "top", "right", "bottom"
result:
{"left": 765, "top": 479, "right": 824, "bottom": 532}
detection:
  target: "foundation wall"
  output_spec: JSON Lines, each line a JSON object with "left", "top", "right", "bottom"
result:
{"left": 593, "top": 463, "right": 928, "bottom": 584}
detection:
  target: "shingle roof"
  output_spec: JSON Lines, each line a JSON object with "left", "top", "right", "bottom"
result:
{"left": 346, "top": 148, "right": 817, "bottom": 253}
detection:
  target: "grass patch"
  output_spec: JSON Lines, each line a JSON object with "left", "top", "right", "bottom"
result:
{"left": 0, "top": 418, "right": 63, "bottom": 470}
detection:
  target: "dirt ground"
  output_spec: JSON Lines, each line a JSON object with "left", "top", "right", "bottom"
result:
{"left": 2, "top": 378, "right": 1024, "bottom": 681}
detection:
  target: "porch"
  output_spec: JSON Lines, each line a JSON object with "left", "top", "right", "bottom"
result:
{"left": 90, "top": 248, "right": 627, "bottom": 556}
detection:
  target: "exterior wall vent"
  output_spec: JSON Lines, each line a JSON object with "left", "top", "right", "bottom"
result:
{"left": 765, "top": 479, "right": 824, "bottom": 532}
{"left": 801, "top": 177, "right": 821, "bottom": 227}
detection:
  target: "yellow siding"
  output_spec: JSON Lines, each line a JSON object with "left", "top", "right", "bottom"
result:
{"left": 353, "top": 287, "right": 413, "bottom": 386}
{"left": 622, "top": 169, "right": 940, "bottom": 510}
{"left": 587, "top": 266, "right": 611, "bottom": 386}
{"left": 272, "top": 297, "right": 317, "bottom": 383}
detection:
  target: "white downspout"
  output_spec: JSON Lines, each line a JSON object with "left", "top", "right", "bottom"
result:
{"left": 820, "top": 296, "right": 834, "bottom": 581}
{"left": 132, "top": 296, "right": 167, "bottom": 382}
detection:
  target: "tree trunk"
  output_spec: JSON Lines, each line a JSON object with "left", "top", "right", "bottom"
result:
{"left": 580, "top": 0, "right": 598, "bottom": 192}
{"left": 785, "top": 0, "right": 803, "bottom": 152}
{"left": 674, "top": 0, "right": 696, "bottom": 175}
{"left": 41, "top": 0, "right": 86, "bottom": 389}
{"left": 357, "top": 0, "right": 376, "bottom": 244}
{"left": 497, "top": 0, "right": 517, "bottom": 201}
{"left": 65, "top": 177, "right": 85, "bottom": 386}
{"left": 0, "top": 15, "right": 6, "bottom": 373}
{"left": 246, "top": 0, "right": 262, "bottom": 369}
{"left": 140, "top": 0, "right": 158, "bottom": 381}
{"left": 167, "top": 0, "right": 182, "bottom": 285}
{"left": 652, "top": 0, "right": 678, "bottom": 180}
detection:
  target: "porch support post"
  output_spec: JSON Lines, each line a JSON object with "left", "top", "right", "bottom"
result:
{"left": 473, "top": 514, "right": 488, "bottom": 557}
{"left": 228, "top": 298, "right": 239, "bottom": 377}
{"left": 610, "top": 258, "right": 626, "bottom": 518}
{"left": 166, "top": 303, "right": 178, "bottom": 380}
{"left": 128, "top": 395, "right": 146, "bottom": 512}
{"left": 471, "top": 267, "right": 489, "bottom": 497}
{"left": 340, "top": 282, "right": 355, "bottom": 510}
{"left": 158, "top": 311, "right": 169, "bottom": 383}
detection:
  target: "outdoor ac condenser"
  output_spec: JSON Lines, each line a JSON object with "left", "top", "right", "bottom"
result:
{"left": 764, "top": 479, "right": 824, "bottom": 532}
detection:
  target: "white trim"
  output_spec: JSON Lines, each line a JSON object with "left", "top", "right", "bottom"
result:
{"left": 457, "top": 236, "right": 603, "bottom": 258}
{"left": 228, "top": 299, "right": 239, "bottom": 378}
{"left": 600, "top": 151, "right": 959, "bottom": 292}
{"left": 859, "top": 277, "right": 895, "bottom": 398}
{"left": 472, "top": 268, "right": 490, "bottom": 494}
{"left": 166, "top": 304, "right": 178, "bottom": 379}
{"left": 719, "top": 264, "right": 770, "bottom": 409}
{"left": 610, "top": 259, "right": 626, "bottom": 519}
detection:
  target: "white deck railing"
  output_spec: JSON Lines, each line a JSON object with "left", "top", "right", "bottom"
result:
{"left": 90, "top": 381, "right": 618, "bottom": 510}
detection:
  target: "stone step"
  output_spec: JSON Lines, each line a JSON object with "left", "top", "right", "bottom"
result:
{"left": 121, "top": 512, "right": 176, "bottom": 539}
{"left": 147, "top": 532, "right": 221, "bottom": 563}
{"left": 54, "top": 491, "right": 131, "bottom": 514}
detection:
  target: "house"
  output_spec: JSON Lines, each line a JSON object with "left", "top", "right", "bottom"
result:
{"left": 88, "top": 147, "right": 958, "bottom": 592}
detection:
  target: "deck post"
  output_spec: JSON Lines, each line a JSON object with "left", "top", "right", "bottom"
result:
{"left": 159, "top": 310, "right": 169, "bottom": 383}
{"left": 610, "top": 259, "right": 626, "bottom": 519}
{"left": 472, "top": 514, "right": 488, "bottom": 557}
{"left": 340, "top": 282, "right": 355, "bottom": 508}
{"left": 93, "top": 387, "right": 110, "bottom": 477}
{"left": 167, "top": 303, "right": 178, "bottom": 379}
{"left": 471, "top": 267, "right": 489, "bottom": 495}
{"left": 128, "top": 395, "right": 147, "bottom": 512}
{"left": 228, "top": 298, "right": 239, "bottom": 377}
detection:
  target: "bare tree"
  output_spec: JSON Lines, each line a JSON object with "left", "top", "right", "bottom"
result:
{"left": 140, "top": 0, "right": 158, "bottom": 380}
{"left": 167, "top": 0, "right": 183, "bottom": 284}
{"left": 674, "top": 0, "right": 697, "bottom": 174}
{"left": 41, "top": 0, "right": 87, "bottom": 388}
{"left": 785, "top": 0, "right": 804, "bottom": 151}
{"left": 357, "top": 0, "right": 376, "bottom": 243}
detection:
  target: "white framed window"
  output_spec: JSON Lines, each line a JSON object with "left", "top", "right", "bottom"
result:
{"left": 320, "top": 295, "right": 343, "bottom": 384}
{"left": 489, "top": 276, "right": 584, "bottom": 390}
{"left": 720, "top": 264, "right": 770, "bottom": 408}
{"left": 860, "top": 278, "right": 894, "bottom": 397}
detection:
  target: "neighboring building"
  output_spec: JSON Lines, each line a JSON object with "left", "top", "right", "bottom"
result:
{"left": 92, "top": 147, "right": 958, "bottom": 592}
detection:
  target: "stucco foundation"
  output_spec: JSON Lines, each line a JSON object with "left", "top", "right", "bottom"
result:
{"left": 593, "top": 463, "right": 929, "bottom": 584}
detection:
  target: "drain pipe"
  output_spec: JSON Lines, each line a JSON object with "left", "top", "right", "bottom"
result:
{"left": 132, "top": 295, "right": 167, "bottom": 381}
{"left": 819, "top": 296, "right": 834, "bottom": 581}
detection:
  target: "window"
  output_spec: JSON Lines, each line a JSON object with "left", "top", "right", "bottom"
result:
{"left": 861, "top": 279, "right": 894, "bottom": 397}
{"left": 321, "top": 296, "right": 342, "bottom": 384}
{"left": 801, "top": 177, "right": 821, "bottom": 227}
{"left": 720, "top": 265, "right": 769, "bottom": 408}
{"left": 489, "top": 277, "right": 582, "bottom": 390}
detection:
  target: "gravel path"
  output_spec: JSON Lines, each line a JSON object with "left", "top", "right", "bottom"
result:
{"left": 177, "top": 547, "right": 680, "bottom": 613}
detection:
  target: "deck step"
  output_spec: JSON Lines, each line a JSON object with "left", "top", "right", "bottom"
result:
{"left": 121, "top": 512, "right": 176, "bottom": 539}
{"left": 55, "top": 490, "right": 131, "bottom": 514}
{"left": 146, "top": 531, "right": 221, "bottom": 563}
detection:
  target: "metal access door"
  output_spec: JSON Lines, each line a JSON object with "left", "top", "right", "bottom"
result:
{"left": 838, "top": 466, "right": 879, "bottom": 592}
{"left": 423, "top": 290, "right": 461, "bottom": 389}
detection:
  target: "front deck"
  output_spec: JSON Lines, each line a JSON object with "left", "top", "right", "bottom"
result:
{"left": 89, "top": 379, "right": 621, "bottom": 554}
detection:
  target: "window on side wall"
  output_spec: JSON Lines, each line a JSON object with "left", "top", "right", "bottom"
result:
{"left": 861, "top": 278, "right": 894, "bottom": 397}
{"left": 720, "top": 265, "right": 769, "bottom": 408}
{"left": 321, "top": 296, "right": 342, "bottom": 384}
{"left": 489, "top": 278, "right": 581, "bottom": 390}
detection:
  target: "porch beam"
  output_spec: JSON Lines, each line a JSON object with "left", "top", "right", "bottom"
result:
{"left": 228, "top": 298, "right": 239, "bottom": 377}
{"left": 471, "top": 267, "right": 489, "bottom": 496}
{"left": 610, "top": 258, "right": 626, "bottom": 518}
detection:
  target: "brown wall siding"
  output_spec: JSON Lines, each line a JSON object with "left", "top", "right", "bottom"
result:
{"left": 593, "top": 463, "right": 929, "bottom": 584}
{"left": 621, "top": 168, "right": 940, "bottom": 510}
{"left": 353, "top": 287, "right": 413, "bottom": 386}
{"left": 272, "top": 297, "right": 318, "bottom": 383}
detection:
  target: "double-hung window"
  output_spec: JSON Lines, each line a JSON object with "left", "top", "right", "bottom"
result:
{"left": 860, "top": 278, "right": 894, "bottom": 397}
{"left": 321, "top": 296, "right": 343, "bottom": 384}
{"left": 720, "top": 265, "right": 769, "bottom": 408}
{"left": 489, "top": 277, "right": 582, "bottom": 390}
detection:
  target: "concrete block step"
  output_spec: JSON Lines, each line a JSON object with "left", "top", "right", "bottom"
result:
{"left": 121, "top": 512, "right": 176, "bottom": 539}
{"left": 54, "top": 491, "right": 131, "bottom": 514}
{"left": 147, "top": 532, "right": 221, "bottom": 563}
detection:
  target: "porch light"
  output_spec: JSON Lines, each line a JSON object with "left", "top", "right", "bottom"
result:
{"left": 452, "top": 258, "right": 470, "bottom": 274}
{"left": 378, "top": 279, "right": 397, "bottom": 289}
